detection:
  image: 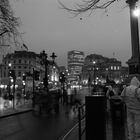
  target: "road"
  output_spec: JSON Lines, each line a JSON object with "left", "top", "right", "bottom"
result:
{"left": 0, "top": 104, "right": 78, "bottom": 140}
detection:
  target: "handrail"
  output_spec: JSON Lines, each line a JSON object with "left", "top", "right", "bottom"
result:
{"left": 78, "top": 104, "right": 86, "bottom": 140}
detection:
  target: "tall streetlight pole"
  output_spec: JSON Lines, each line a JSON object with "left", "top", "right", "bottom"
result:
{"left": 40, "top": 51, "right": 57, "bottom": 92}
{"left": 93, "top": 61, "right": 96, "bottom": 87}
{"left": 8, "top": 63, "right": 12, "bottom": 97}
{"left": 8, "top": 63, "right": 16, "bottom": 109}
{"left": 50, "top": 52, "right": 57, "bottom": 63}
{"left": 50, "top": 52, "right": 57, "bottom": 84}
{"left": 40, "top": 50, "right": 49, "bottom": 92}
{"left": 126, "top": 0, "right": 140, "bottom": 77}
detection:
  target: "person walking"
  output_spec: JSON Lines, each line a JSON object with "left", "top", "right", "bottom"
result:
{"left": 121, "top": 76, "right": 140, "bottom": 140}
{"left": 106, "top": 85, "right": 115, "bottom": 112}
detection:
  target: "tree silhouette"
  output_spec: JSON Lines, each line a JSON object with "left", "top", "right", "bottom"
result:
{"left": 58, "top": 0, "right": 132, "bottom": 16}
{"left": 0, "top": 0, "right": 20, "bottom": 45}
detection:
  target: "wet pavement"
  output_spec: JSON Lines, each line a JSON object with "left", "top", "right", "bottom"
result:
{"left": 63, "top": 110, "right": 127, "bottom": 140}
{"left": 0, "top": 104, "right": 79, "bottom": 140}
{"left": 0, "top": 87, "right": 128, "bottom": 140}
{"left": 0, "top": 103, "right": 128, "bottom": 140}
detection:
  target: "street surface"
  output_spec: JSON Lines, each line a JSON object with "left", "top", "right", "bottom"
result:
{"left": 0, "top": 104, "right": 78, "bottom": 140}
{"left": 0, "top": 87, "right": 128, "bottom": 140}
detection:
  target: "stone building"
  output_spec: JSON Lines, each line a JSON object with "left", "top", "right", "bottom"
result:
{"left": 67, "top": 50, "right": 85, "bottom": 85}
{"left": 81, "top": 54, "right": 122, "bottom": 85}
{"left": 0, "top": 50, "right": 59, "bottom": 90}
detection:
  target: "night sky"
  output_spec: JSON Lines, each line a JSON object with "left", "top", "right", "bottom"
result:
{"left": 11, "top": 0, "right": 140, "bottom": 67}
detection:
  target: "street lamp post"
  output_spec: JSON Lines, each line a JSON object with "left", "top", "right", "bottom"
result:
{"left": 8, "top": 63, "right": 16, "bottom": 109}
{"left": 40, "top": 50, "right": 49, "bottom": 92}
{"left": 126, "top": 0, "right": 140, "bottom": 76}
{"left": 40, "top": 51, "right": 57, "bottom": 92}
{"left": 8, "top": 63, "right": 12, "bottom": 98}
{"left": 93, "top": 61, "right": 96, "bottom": 87}
{"left": 50, "top": 52, "right": 57, "bottom": 84}
{"left": 50, "top": 52, "right": 57, "bottom": 63}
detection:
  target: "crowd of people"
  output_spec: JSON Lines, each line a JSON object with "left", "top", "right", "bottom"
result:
{"left": 105, "top": 76, "right": 140, "bottom": 140}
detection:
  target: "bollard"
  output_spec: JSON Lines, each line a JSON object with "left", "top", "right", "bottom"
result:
{"left": 85, "top": 95, "right": 106, "bottom": 140}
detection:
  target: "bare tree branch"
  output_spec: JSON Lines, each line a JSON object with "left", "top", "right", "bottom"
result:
{"left": 0, "top": 0, "right": 20, "bottom": 47}
{"left": 58, "top": 0, "right": 123, "bottom": 16}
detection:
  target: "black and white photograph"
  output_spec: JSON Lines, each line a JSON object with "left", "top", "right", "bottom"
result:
{"left": 0, "top": 0, "right": 140, "bottom": 140}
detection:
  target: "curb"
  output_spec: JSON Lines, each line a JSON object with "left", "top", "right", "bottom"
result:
{"left": 0, "top": 109, "right": 33, "bottom": 119}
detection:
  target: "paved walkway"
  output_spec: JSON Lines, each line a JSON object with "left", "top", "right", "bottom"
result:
{"left": 0, "top": 99, "right": 32, "bottom": 118}
{"left": 0, "top": 88, "right": 128, "bottom": 140}
{"left": 62, "top": 110, "right": 127, "bottom": 140}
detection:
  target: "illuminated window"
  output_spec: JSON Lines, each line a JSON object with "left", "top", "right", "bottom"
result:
{"left": 118, "top": 66, "right": 120, "bottom": 70}
{"left": 111, "top": 66, "right": 113, "bottom": 70}
{"left": 114, "top": 66, "right": 116, "bottom": 70}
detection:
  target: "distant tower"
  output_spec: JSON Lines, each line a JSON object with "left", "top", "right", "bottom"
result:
{"left": 67, "top": 50, "right": 85, "bottom": 83}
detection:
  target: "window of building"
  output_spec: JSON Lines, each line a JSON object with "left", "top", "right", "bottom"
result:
{"left": 118, "top": 66, "right": 120, "bottom": 70}
{"left": 24, "top": 66, "right": 27, "bottom": 69}
{"left": 114, "top": 66, "right": 116, "bottom": 70}
{"left": 4, "top": 71, "right": 6, "bottom": 77}
{"left": 18, "top": 66, "right": 21, "bottom": 69}
{"left": 25, "top": 60, "right": 27, "bottom": 64}
{"left": 19, "top": 59, "right": 21, "bottom": 64}
{"left": 14, "top": 66, "right": 16, "bottom": 69}
{"left": 14, "top": 60, "right": 16, "bottom": 64}
{"left": 111, "top": 66, "right": 113, "bottom": 70}
{"left": 18, "top": 72, "right": 21, "bottom": 77}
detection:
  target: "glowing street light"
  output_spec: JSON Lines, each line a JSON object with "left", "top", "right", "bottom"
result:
{"left": 133, "top": 7, "right": 140, "bottom": 17}
{"left": 8, "top": 63, "right": 12, "bottom": 68}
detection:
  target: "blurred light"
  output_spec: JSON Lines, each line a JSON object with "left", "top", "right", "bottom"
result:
{"left": 0, "top": 85, "right": 4, "bottom": 88}
{"left": 11, "top": 79, "right": 14, "bottom": 83}
{"left": 133, "top": 8, "right": 140, "bottom": 17}
{"left": 0, "top": 104, "right": 4, "bottom": 110}
{"left": 93, "top": 61, "right": 96, "bottom": 64}
{"left": 23, "top": 81, "right": 25, "bottom": 85}
{"left": 8, "top": 63, "right": 12, "bottom": 67}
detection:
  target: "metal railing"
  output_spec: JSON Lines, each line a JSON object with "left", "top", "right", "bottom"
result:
{"left": 78, "top": 104, "right": 86, "bottom": 140}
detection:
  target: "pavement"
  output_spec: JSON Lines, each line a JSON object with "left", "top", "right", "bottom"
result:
{"left": 0, "top": 102, "right": 81, "bottom": 140}
{"left": 0, "top": 99, "right": 32, "bottom": 118}
{"left": 62, "top": 110, "right": 127, "bottom": 140}
{"left": 0, "top": 88, "right": 128, "bottom": 140}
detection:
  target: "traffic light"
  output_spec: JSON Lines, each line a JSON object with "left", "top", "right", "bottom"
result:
{"left": 34, "top": 70, "right": 40, "bottom": 80}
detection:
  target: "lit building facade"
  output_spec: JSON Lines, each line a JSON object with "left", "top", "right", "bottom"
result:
{"left": 67, "top": 50, "right": 85, "bottom": 85}
{"left": 82, "top": 54, "right": 122, "bottom": 85}
{"left": 0, "top": 50, "right": 59, "bottom": 90}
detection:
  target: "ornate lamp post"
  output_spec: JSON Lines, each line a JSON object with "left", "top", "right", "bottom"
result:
{"left": 50, "top": 52, "right": 57, "bottom": 84}
{"left": 40, "top": 51, "right": 57, "bottom": 91}
{"left": 50, "top": 52, "right": 57, "bottom": 63}
{"left": 40, "top": 50, "right": 49, "bottom": 92}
